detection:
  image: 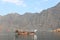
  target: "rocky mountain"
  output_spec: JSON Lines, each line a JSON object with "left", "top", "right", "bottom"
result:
{"left": 0, "top": 2, "right": 60, "bottom": 32}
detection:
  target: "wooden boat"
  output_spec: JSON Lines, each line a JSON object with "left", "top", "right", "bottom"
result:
{"left": 15, "top": 29, "right": 37, "bottom": 36}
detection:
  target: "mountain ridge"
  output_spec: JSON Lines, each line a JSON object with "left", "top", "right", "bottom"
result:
{"left": 0, "top": 2, "right": 60, "bottom": 32}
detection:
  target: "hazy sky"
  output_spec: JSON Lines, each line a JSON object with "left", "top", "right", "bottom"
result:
{"left": 0, "top": 0, "right": 60, "bottom": 15}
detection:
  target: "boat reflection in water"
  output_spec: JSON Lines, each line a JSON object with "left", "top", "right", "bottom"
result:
{"left": 15, "top": 34, "right": 37, "bottom": 40}
{"left": 34, "top": 35, "right": 37, "bottom": 40}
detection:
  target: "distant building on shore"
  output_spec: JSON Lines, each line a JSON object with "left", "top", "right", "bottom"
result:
{"left": 53, "top": 28, "right": 60, "bottom": 32}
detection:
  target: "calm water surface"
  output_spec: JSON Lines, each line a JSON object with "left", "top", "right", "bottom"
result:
{"left": 0, "top": 32, "right": 60, "bottom": 40}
